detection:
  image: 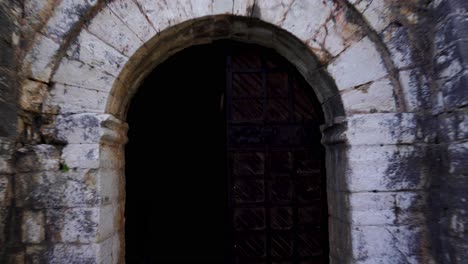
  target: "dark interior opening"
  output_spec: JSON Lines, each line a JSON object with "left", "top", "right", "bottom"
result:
{"left": 125, "top": 41, "right": 328, "bottom": 263}
{"left": 125, "top": 44, "right": 228, "bottom": 263}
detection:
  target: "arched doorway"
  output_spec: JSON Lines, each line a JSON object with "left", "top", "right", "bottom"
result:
{"left": 125, "top": 41, "right": 327, "bottom": 263}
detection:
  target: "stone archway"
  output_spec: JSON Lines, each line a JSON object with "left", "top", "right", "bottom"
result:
{"left": 15, "top": 2, "right": 431, "bottom": 263}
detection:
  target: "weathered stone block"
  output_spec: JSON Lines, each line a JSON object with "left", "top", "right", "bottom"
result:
{"left": 399, "top": 68, "right": 432, "bottom": 111}
{"left": 382, "top": 24, "right": 414, "bottom": 69}
{"left": 348, "top": 191, "right": 426, "bottom": 226}
{"left": 23, "top": 35, "right": 60, "bottom": 82}
{"left": 441, "top": 70, "right": 468, "bottom": 110}
{"left": 435, "top": 40, "right": 468, "bottom": 81}
{"left": 433, "top": 0, "right": 468, "bottom": 20}
{"left": 62, "top": 144, "right": 99, "bottom": 169}
{"left": 361, "top": 0, "right": 392, "bottom": 32}
{"left": 436, "top": 14, "right": 468, "bottom": 51}
{"left": 43, "top": 0, "right": 98, "bottom": 42}
{"left": 321, "top": 13, "right": 362, "bottom": 58}
{"left": 254, "top": 0, "right": 294, "bottom": 25}
{"left": 344, "top": 145, "right": 429, "bottom": 192}
{"left": 107, "top": 0, "right": 156, "bottom": 44}
{"left": 50, "top": 113, "right": 128, "bottom": 145}
{"left": 67, "top": 29, "right": 128, "bottom": 77}
{"left": 447, "top": 142, "right": 468, "bottom": 175}
{"left": 53, "top": 57, "right": 118, "bottom": 92}
{"left": 15, "top": 170, "right": 100, "bottom": 208}
{"left": 44, "top": 83, "right": 108, "bottom": 114}
{"left": 47, "top": 207, "right": 99, "bottom": 243}
{"left": 346, "top": 113, "right": 417, "bottom": 145}
{"left": 281, "top": 0, "right": 331, "bottom": 41}
{"left": 341, "top": 78, "right": 397, "bottom": 113}
{"left": 98, "top": 233, "right": 122, "bottom": 264}
{"left": 16, "top": 144, "right": 60, "bottom": 172}
{"left": 45, "top": 243, "right": 99, "bottom": 263}
{"left": 22, "top": 210, "right": 45, "bottom": 243}
{"left": 136, "top": 0, "right": 194, "bottom": 36}
{"left": 351, "top": 225, "right": 426, "bottom": 263}
{"left": 87, "top": 6, "right": 143, "bottom": 57}
{"left": 328, "top": 37, "right": 388, "bottom": 91}
{"left": 97, "top": 203, "right": 121, "bottom": 241}
{"left": 212, "top": 0, "right": 233, "bottom": 14}
{"left": 45, "top": 204, "right": 120, "bottom": 244}
{"left": 99, "top": 168, "right": 124, "bottom": 204}
{"left": 438, "top": 109, "right": 468, "bottom": 142}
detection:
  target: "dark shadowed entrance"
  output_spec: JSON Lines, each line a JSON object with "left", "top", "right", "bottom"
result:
{"left": 125, "top": 41, "right": 327, "bottom": 263}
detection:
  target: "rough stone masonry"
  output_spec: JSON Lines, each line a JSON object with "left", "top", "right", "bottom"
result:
{"left": 0, "top": 0, "right": 467, "bottom": 263}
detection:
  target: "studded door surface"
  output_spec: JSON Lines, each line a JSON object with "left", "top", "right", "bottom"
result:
{"left": 227, "top": 44, "right": 327, "bottom": 264}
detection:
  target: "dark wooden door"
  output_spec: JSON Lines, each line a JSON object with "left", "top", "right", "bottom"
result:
{"left": 226, "top": 44, "right": 327, "bottom": 264}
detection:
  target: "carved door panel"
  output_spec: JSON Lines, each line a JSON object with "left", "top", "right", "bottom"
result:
{"left": 226, "top": 44, "right": 327, "bottom": 264}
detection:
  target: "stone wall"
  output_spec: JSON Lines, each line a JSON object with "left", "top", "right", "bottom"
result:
{"left": 432, "top": 0, "right": 468, "bottom": 263}
{"left": 0, "top": 0, "right": 466, "bottom": 263}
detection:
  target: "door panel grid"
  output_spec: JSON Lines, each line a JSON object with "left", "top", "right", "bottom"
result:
{"left": 227, "top": 45, "right": 326, "bottom": 264}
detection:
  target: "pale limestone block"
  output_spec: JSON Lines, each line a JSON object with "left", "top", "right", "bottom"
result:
{"left": 341, "top": 78, "right": 397, "bottom": 113}
{"left": 345, "top": 145, "right": 427, "bottom": 192}
{"left": 43, "top": 0, "right": 97, "bottom": 41}
{"left": 47, "top": 207, "right": 99, "bottom": 243}
{"left": 362, "top": 0, "right": 392, "bottom": 32}
{"left": 107, "top": 0, "right": 157, "bottom": 43}
{"left": 62, "top": 144, "right": 100, "bottom": 169}
{"left": 255, "top": 0, "right": 295, "bottom": 25}
{"left": 189, "top": 0, "right": 213, "bottom": 17}
{"left": 15, "top": 170, "right": 100, "bottom": 208}
{"left": 98, "top": 233, "right": 121, "bottom": 264}
{"left": 67, "top": 30, "right": 128, "bottom": 77}
{"left": 346, "top": 113, "right": 417, "bottom": 145}
{"left": 22, "top": 210, "right": 45, "bottom": 243}
{"left": 136, "top": 0, "right": 195, "bottom": 33}
{"left": 322, "top": 13, "right": 362, "bottom": 57}
{"left": 23, "top": 35, "right": 60, "bottom": 81}
{"left": 351, "top": 225, "right": 423, "bottom": 263}
{"left": 52, "top": 113, "right": 127, "bottom": 145}
{"left": 48, "top": 243, "right": 99, "bottom": 263}
{"left": 98, "top": 203, "right": 119, "bottom": 241}
{"left": 282, "top": 0, "right": 331, "bottom": 41}
{"left": 348, "top": 191, "right": 425, "bottom": 225}
{"left": 87, "top": 6, "right": 143, "bottom": 57}
{"left": 44, "top": 83, "right": 108, "bottom": 114}
{"left": 327, "top": 37, "right": 388, "bottom": 90}
{"left": 99, "top": 168, "right": 123, "bottom": 204}
{"left": 212, "top": 0, "right": 233, "bottom": 14}
{"left": 53, "top": 57, "right": 117, "bottom": 92}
